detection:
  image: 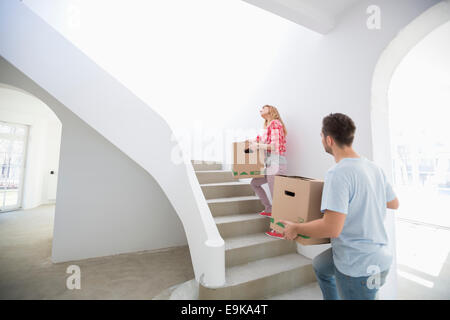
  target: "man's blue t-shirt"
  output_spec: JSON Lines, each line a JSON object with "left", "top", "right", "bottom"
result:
{"left": 320, "top": 157, "right": 396, "bottom": 277}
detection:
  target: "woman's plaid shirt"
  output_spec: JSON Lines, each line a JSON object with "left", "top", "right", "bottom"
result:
{"left": 256, "top": 119, "right": 286, "bottom": 156}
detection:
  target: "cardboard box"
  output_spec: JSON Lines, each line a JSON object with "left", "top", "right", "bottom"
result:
{"left": 232, "top": 141, "right": 265, "bottom": 179}
{"left": 270, "top": 175, "right": 330, "bottom": 245}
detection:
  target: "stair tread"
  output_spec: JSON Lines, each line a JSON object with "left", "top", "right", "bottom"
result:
{"left": 191, "top": 160, "right": 222, "bottom": 164}
{"left": 265, "top": 281, "right": 321, "bottom": 300}
{"left": 214, "top": 213, "right": 266, "bottom": 224}
{"left": 195, "top": 170, "right": 232, "bottom": 173}
{"left": 192, "top": 161, "right": 223, "bottom": 171}
{"left": 224, "top": 232, "right": 283, "bottom": 250}
{"left": 200, "top": 181, "right": 251, "bottom": 187}
{"left": 206, "top": 195, "right": 260, "bottom": 204}
{"left": 225, "top": 253, "right": 311, "bottom": 286}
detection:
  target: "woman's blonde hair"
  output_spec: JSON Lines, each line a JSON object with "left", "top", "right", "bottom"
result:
{"left": 263, "top": 105, "right": 287, "bottom": 136}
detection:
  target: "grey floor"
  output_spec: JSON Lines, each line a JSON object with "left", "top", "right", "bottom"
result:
{"left": 0, "top": 204, "right": 194, "bottom": 299}
{"left": 0, "top": 204, "right": 449, "bottom": 299}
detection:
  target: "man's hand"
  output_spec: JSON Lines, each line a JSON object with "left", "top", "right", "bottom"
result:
{"left": 387, "top": 197, "right": 399, "bottom": 210}
{"left": 279, "top": 220, "right": 298, "bottom": 240}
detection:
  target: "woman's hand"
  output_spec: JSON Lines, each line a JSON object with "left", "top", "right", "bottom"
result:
{"left": 249, "top": 140, "right": 258, "bottom": 151}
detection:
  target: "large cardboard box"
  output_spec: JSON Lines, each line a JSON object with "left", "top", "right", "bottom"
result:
{"left": 232, "top": 141, "right": 265, "bottom": 179}
{"left": 270, "top": 175, "right": 331, "bottom": 245}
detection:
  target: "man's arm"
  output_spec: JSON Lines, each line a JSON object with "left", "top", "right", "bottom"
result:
{"left": 387, "top": 197, "right": 399, "bottom": 210}
{"left": 280, "top": 210, "right": 346, "bottom": 240}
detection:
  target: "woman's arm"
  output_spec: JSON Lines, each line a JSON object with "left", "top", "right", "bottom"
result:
{"left": 250, "top": 141, "right": 275, "bottom": 151}
{"left": 251, "top": 120, "right": 281, "bottom": 151}
{"left": 254, "top": 142, "right": 275, "bottom": 150}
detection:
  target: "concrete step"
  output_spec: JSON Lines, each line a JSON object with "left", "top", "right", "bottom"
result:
{"left": 195, "top": 170, "right": 235, "bottom": 184}
{"left": 191, "top": 159, "right": 317, "bottom": 301}
{"left": 191, "top": 160, "right": 222, "bottom": 171}
{"left": 199, "top": 253, "right": 316, "bottom": 299}
{"left": 207, "top": 196, "right": 264, "bottom": 217}
{"left": 152, "top": 278, "right": 322, "bottom": 300}
{"left": 224, "top": 232, "right": 296, "bottom": 267}
{"left": 200, "top": 181, "right": 255, "bottom": 200}
{"left": 265, "top": 281, "right": 322, "bottom": 300}
{"left": 214, "top": 213, "right": 270, "bottom": 238}
{"left": 152, "top": 279, "right": 199, "bottom": 300}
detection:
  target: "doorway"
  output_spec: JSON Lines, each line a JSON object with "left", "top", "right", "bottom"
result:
{"left": 0, "top": 121, "right": 29, "bottom": 212}
{"left": 371, "top": 1, "right": 450, "bottom": 299}
{"left": 387, "top": 20, "right": 450, "bottom": 299}
{"left": 389, "top": 21, "right": 450, "bottom": 229}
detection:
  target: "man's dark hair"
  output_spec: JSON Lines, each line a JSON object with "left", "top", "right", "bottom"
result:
{"left": 322, "top": 113, "right": 356, "bottom": 147}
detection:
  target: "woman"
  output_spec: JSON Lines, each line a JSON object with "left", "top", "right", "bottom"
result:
{"left": 249, "top": 105, "right": 287, "bottom": 239}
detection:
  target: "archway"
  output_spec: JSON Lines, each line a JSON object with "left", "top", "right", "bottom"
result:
{"left": 0, "top": 83, "right": 62, "bottom": 212}
{"left": 371, "top": 0, "right": 450, "bottom": 299}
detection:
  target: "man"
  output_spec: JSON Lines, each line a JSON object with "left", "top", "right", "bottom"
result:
{"left": 280, "top": 113, "right": 399, "bottom": 300}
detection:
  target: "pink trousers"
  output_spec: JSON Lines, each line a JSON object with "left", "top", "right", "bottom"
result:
{"left": 250, "top": 161, "right": 287, "bottom": 213}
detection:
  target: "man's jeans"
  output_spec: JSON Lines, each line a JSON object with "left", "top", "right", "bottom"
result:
{"left": 313, "top": 248, "right": 389, "bottom": 300}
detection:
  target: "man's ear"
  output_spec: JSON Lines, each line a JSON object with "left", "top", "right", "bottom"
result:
{"left": 326, "top": 135, "right": 333, "bottom": 147}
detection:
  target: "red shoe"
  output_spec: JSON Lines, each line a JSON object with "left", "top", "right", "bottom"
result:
{"left": 259, "top": 211, "right": 272, "bottom": 217}
{"left": 265, "top": 230, "right": 284, "bottom": 239}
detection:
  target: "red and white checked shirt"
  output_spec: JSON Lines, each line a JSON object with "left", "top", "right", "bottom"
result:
{"left": 256, "top": 119, "right": 286, "bottom": 156}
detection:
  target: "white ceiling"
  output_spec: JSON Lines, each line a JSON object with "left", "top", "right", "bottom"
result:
{"left": 300, "top": 0, "right": 362, "bottom": 17}
{"left": 242, "top": 0, "right": 362, "bottom": 34}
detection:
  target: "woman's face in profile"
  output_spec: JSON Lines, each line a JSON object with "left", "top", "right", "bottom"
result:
{"left": 259, "top": 106, "right": 269, "bottom": 118}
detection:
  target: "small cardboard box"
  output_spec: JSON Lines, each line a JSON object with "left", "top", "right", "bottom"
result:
{"left": 271, "top": 175, "right": 331, "bottom": 245}
{"left": 232, "top": 141, "right": 265, "bottom": 179}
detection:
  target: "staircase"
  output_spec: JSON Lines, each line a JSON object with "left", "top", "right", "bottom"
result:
{"left": 192, "top": 161, "right": 317, "bottom": 299}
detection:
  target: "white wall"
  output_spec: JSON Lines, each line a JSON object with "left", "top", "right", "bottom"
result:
{"left": 21, "top": 0, "right": 439, "bottom": 175}
{"left": 44, "top": 120, "right": 62, "bottom": 201}
{"left": 0, "top": 86, "right": 61, "bottom": 209}
{"left": 0, "top": 57, "right": 189, "bottom": 263}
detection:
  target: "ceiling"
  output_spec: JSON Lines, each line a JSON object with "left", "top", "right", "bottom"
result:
{"left": 242, "top": 0, "right": 362, "bottom": 34}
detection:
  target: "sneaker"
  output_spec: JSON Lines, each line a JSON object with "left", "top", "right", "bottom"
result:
{"left": 259, "top": 211, "right": 272, "bottom": 217}
{"left": 265, "top": 230, "right": 284, "bottom": 239}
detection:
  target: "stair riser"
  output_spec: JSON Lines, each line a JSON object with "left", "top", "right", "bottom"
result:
{"left": 217, "top": 218, "right": 269, "bottom": 238}
{"left": 226, "top": 240, "right": 297, "bottom": 267}
{"left": 199, "top": 264, "right": 316, "bottom": 300}
{"left": 201, "top": 184, "right": 255, "bottom": 200}
{"left": 193, "top": 163, "right": 222, "bottom": 171}
{"left": 208, "top": 200, "right": 264, "bottom": 217}
{"left": 196, "top": 171, "right": 235, "bottom": 184}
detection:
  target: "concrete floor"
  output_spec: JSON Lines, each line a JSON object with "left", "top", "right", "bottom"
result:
{"left": 396, "top": 219, "right": 450, "bottom": 299}
{"left": 0, "top": 204, "right": 194, "bottom": 299}
{"left": 1, "top": 204, "right": 449, "bottom": 299}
